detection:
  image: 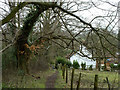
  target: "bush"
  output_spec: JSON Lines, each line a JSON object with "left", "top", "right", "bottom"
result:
{"left": 113, "top": 65, "right": 117, "bottom": 69}
{"left": 55, "top": 63, "right": 58, "bottom": 69}
{"left": 110, "top": 63, "right": 114, "bottom": 71}
{"left": 118, "top": 63, "right": 120, "bottom": 69}
{"left": 73, "top": 60, "right": 80, "bottom": 69}
{"left": 50, "top": 61, "right": 54, "bottom": 64}
{"left": 2, "top": 46, "right": 17, "bottom": 70}
{"left": 56, "top": 56, "right": 72, "bottom": 68}
{"left": 110, "top": 63, "right": 114, "bottom": 68}
{"left": 66, "top": 60, "right": 72, "bottom": 68}
{"left": 81, "top": 62, "right": 86, "bottom": 70}
{"left": 89, "top": 65, "right": 93, "bottom": 70}
{"left": 110, "top": 63, "right": 119, "bottom": 71}
{"left": 56, "top": 56, "right": 66, "bottom": 66}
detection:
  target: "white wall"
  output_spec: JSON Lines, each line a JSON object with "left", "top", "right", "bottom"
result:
{"left": 70, "top": 46, "right": 96, "bottom": 68}
{"left": 70, "top": 53, "right": 96, "bottom": 68}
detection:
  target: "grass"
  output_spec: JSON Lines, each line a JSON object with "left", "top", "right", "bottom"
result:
{"left": 2, "top": 69, "right": 56, "bottom": 88}
{"left": 2, "top": 68, "right": 118, "bottom": 89}
{"left": 55, "top": 70, "right": 66, "bottom": 88}
{"left": 56, "top": 68, "right": 118, "bottom": 88}
{"left": 73, "top": 70, "right": 118, "bottom": 88}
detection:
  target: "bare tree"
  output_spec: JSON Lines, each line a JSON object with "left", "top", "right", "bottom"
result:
{"left": 0, "top": 1, "right": 118, "bottom": 74}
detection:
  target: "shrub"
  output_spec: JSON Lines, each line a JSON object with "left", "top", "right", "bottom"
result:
{"left": 50, "top": 61, "right": 54, "bottom": 64}
{"left": 56, "top": 56, "right": 66, "bottom": 66}
{"left": 118, "top": 63, "right": 120, "bottom": 69}
{"left": 55, "top": 63, "right": 58, "bottom": 69}
{"left": 113, "top": 65, "right": 117, "bottom": 69}
{"left": 110, "top": 63, "right": 114, "bottom": 71}
{"left": 110, "top": 63, "right": 119, "bottom": 71}
{"left": 81, "top": 62, "right": 86, "bottom": 70}
{"left": 66, "top": 60, "right": 72, "bottom": 68}
{"left": 73, "top": 60, "right": 80, "bottom": 69}
{"left": 2, "top": 46, "right": 17, "bottom": 69}
{"left": 89, "top": 65, "right": 93, "bottom": 70}
{"left": 110, "top": 63, "right": 114, "bottom": 68}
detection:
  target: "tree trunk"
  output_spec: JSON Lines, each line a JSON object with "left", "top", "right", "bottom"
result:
{"left": 15, "top": 5, "right": 51, "bottom": 75}
{"left": 98, "top": 60, "right": 101, "bottom": 71}
{"left": 96, "top": 59, "right": 101, "bottom": 71}
{"left": 104, "top": 59, "right": 107, "bottom": 71}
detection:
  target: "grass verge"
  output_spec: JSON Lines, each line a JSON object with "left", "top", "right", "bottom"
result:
{"left": 2, "top": 69, "right": 56, "bottom": 88}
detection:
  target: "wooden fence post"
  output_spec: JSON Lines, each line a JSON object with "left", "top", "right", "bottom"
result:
{"left": 62, "top": 66, "right": 64, "bottom": 79}
{"left": 62, "top": 66, "right": 63, "bottom": 75}
{"left": 94, "top": 74, "right": 98, "bottom": 90}
{"left": 62, "top": 64, "right": 65, "bottom": 79}
{"left": 62, "top": 66, "right": 64, "bottom": 78}
{"left": 71, "top": 68, "right": 75, "bottom": 90}
{"left": 76, "top": 73, "right": 81, "bottom": 90}
{"left": 106, "top": 77, "right": 110, "bottom": 90}
{"left": 66, "top": 65, "right": 68, "bottom": 83}
{"left": 60, "top": 63, "right": 62, "bottom": 70}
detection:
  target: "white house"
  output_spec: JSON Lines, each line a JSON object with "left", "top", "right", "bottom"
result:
{"left": 70, "top": 46, "right": 96, "bottom": 68}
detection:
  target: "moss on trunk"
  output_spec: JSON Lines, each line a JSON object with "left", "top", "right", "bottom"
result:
{"left": 15, "top": 5, "right": 51, "bottom": 75}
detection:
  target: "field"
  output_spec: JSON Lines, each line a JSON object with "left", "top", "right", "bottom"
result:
{"left": 55, "top": 69, "right": 118, "bottom": 89}
{"left": 2, "top": 68, "right": 118, "bottom": 89}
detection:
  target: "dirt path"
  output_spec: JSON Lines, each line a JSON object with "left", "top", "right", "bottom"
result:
{"left": 45, "top": 70, "right": 59, "bottom": 88}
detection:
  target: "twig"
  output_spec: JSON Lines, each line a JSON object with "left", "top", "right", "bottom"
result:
{"left": 106, "top": 77, "right": 111, "bottom": 90}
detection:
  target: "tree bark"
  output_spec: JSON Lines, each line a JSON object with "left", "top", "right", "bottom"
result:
{"left": 104, "top": 59, "right": 107, "bottom": 71}
{"left": 98, "top": 60, "right": 101, "bottom": 71}
{"left": 15, "top": 5, "right": 52, "bottom": 75}
{"left": 1, "top": 2, "right": 28, "bottom": 26}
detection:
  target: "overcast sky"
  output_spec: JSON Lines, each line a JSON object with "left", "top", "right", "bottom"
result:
{"left": 0, "top": 0, "right": 119, "bottom": 33}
